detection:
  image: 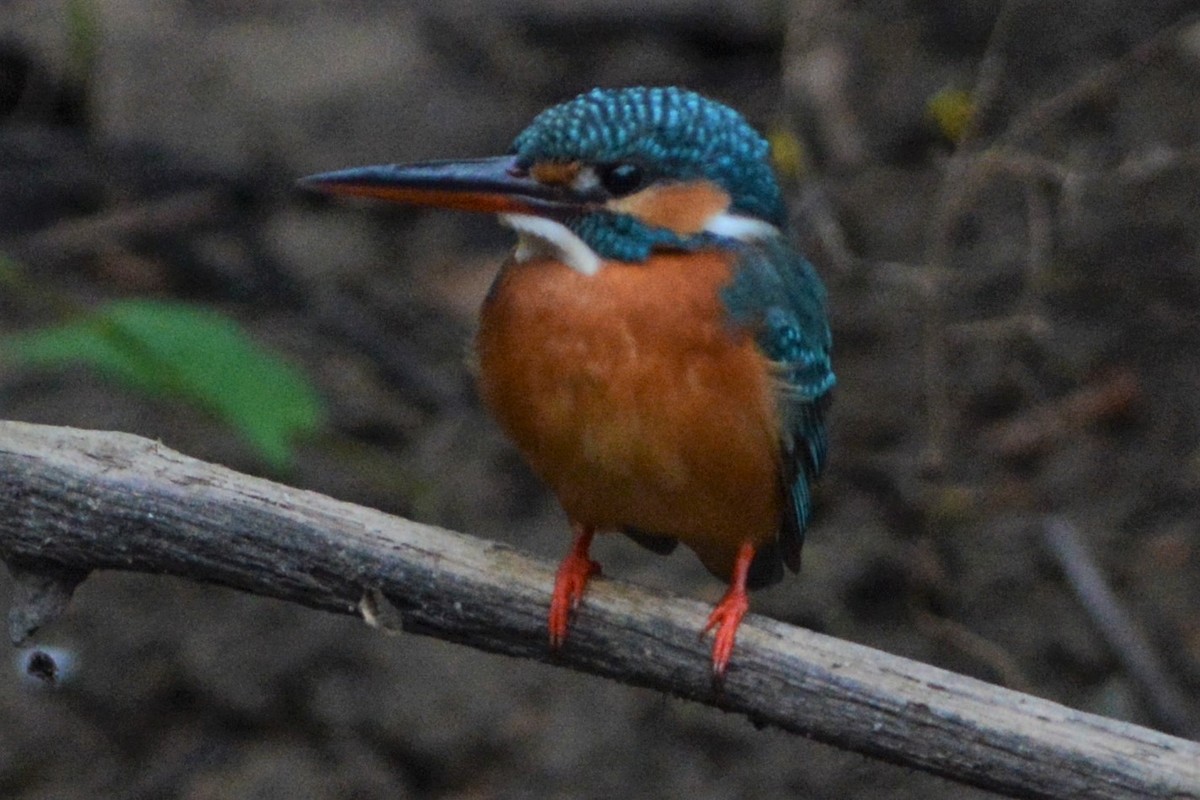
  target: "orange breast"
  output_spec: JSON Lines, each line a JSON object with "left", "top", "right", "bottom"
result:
{"left": 475, "top": 249, "right": 783, "bottom": 580}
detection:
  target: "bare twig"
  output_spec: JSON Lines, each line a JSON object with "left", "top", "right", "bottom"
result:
{"left": 781, "top": 0, "right": 867, "bottom": 168}
{"left": 1, "top": 421, "right": 1198, "bottom": 799}
{"left": 956, "top": 0, "right": 1026, "bottom": 148}
{"left": 1041, "top": 517, "right": 1200, "bottom": 738}
{"left": 910, "top": 603, "right": 1032, "bottom": 692}
{"left": 1019, "top": 177, "right": 1053, "bottom": 318}
{"left": 795, "top": 182, "right": 858, "bottom": 274}
{"left": 985, "top": 370, "right": 1140, "bottom": 458}
{"left": 12, "top": 189, "right": 225, "bottom": 262}
{"left": 999, "top": 17, "right": 1197, "bottom": 148}
{"left": 918, "top": 3, "right": 1029, "bottom": 473}
{"left": 919, "top": 13, "right": 1196, "bottom": 474}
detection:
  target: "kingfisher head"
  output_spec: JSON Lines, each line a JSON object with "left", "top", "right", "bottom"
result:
{"left": 300, "top": 87, "right": 786, "bottom": 275}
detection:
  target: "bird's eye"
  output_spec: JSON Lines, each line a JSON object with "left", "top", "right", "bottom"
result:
{"left": 598, "top": 162, "right": 644, "bottom": 197}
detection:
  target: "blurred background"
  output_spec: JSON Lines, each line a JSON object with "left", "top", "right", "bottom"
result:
{"left": 2, "top": 1, "right": 1199, "bottom": 797}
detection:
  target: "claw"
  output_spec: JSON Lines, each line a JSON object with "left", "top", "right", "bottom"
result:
{"left": 701, "top": 542, "right": 755, "bottom": 679}
{"left": 549, "top": 524, "right": 600, "bottom": 650}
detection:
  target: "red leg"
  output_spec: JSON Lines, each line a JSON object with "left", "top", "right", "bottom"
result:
{"left": 549, "top": 523, "right": 601, "bottom": 650}
{"left": 702, "top": 542, "right": 755, "bottom": 679}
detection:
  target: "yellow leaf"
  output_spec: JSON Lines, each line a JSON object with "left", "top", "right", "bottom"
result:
{"left": 928, "top": 88, "right": 975, "bottom": 144}
{"left": 768, "top": 126, "right": 806, "bottom": 181}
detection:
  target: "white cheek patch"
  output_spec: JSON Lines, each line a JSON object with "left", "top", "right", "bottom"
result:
{"left": 703, "top": 212, "right": 779, "bottom": 241}
{"left": 499, "top": 213, "right": 603, "bottom": 277}
{"left": 498, "top": 208, "right": 776, "bottom": 277}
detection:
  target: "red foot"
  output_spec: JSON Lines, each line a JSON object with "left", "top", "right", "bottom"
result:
{"left": 549, "top": 524, "right": 601, "bottom": 650}
{"left": 702, "top": 542, "right": 755, "bottom": 679}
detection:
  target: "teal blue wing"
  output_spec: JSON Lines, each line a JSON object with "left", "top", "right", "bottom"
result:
{"left": 721, "top": 236, "right": 834, "bottom": 587}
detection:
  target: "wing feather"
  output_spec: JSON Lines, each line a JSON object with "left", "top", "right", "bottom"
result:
{"left": 721, "top": 236, "right": 834, "bottom": 581}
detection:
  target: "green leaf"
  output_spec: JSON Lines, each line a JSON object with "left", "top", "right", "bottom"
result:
{"left": 5, "top": 300, "right": 325, "bottom": 469}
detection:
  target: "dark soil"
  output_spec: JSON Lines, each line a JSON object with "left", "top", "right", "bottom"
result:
{"left": 2, "top": 2, "right": 1199, "bottom": 797}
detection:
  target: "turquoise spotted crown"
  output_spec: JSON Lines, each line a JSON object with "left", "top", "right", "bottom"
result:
{"left": 512, "top": 87, "right": 786, "bottom": 233}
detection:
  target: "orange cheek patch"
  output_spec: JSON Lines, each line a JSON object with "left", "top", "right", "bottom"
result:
{"left": 608, "top": 181, "right": 730, "bottom": 235}
{"left": 530, "top": 161, "right": 582, "bottom": 186}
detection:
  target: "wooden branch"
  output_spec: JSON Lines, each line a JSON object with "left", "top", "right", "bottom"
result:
{"left": 1, "top": 421, "right": 1198, "bottom": 800}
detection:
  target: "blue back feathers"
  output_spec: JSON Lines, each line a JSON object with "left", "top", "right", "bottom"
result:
{"left": 722, "top": 237, "right": 834, "bottom": 585}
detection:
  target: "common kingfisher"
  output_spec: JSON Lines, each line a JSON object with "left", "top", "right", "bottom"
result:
{"left": 300, "top": 87, "right": 834, "bottom": 678}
